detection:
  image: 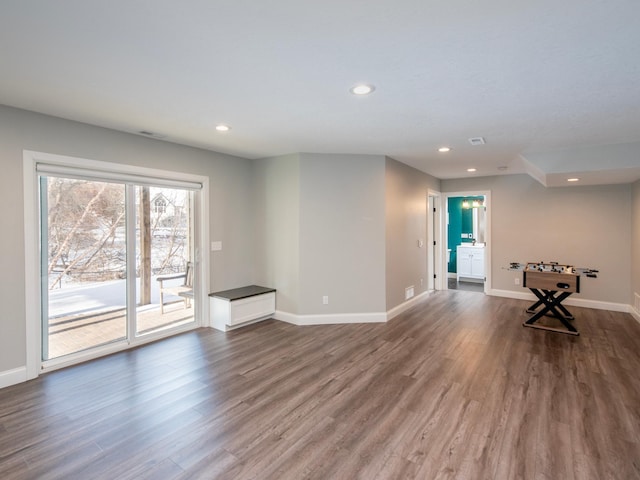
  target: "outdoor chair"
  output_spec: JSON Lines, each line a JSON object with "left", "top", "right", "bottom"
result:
{"left": 157, "top": 262, "right": 193, "bottom": 314}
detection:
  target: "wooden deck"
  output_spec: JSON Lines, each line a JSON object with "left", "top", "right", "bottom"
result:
{"left": 1, "top": 290, "right": 639, "bottom": 479}
{"left": 47, "top": 302, "right": 194, "bottom": 359}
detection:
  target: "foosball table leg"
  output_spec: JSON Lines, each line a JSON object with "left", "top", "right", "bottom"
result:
{"left": 523, "top": 289, "right": 579, "bottom": 336}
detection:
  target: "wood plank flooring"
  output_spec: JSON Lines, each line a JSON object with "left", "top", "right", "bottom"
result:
{"left": 1, "top": 290, "right": 639, "bottom": 479}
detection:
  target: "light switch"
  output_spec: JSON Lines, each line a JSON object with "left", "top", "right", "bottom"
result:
{"left": 211, "top": 241, "right": 222, "bottom": 251}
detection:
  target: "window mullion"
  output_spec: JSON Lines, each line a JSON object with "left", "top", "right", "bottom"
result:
{"left": 125, "top": 184, "right": 138, "bottom": 343}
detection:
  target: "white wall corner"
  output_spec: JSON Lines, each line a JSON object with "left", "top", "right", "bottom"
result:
{"left": 0, "top": 366, "right": 28, "bottom": 389}
{"left": 516, "top": 154, "right": 548, "bottom": 187}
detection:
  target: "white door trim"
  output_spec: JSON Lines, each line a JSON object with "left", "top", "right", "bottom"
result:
{"left": 427, "top": 189, "right": 443, "bottom": 291}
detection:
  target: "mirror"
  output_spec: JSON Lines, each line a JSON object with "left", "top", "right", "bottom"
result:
{"left": 473, "top": 206, "right": 486, "bottom": 244}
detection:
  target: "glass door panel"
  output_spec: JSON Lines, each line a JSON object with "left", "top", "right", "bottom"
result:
{"left": 135, "top": 186, "right": 194, "bottom": 336}
{"left": 42, "top": 177, "right": 127, "bottom": 360}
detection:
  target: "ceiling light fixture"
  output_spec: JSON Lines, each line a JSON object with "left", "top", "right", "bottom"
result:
{"left": 350, "top": 84, "right": 375, "bottom": 95}
{"left": 567, "top": 178, "right": 579, "bottom": 182}
{"left": 438, "top": 147, "right": 451, "bottom": 153}
{"left": 467, "top": 168, "right": 477, "bottom": 172}
{"left": 462, "top": 198, "right": 484, "bottom": 209}
{"left": 215, "top": 124, "right": 231, "bottom": 132}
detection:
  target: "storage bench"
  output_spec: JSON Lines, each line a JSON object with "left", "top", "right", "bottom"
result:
{"left": 209, "top": 285, "right": 276, "bottom": 331}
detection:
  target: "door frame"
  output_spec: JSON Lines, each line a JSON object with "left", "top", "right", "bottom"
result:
{"left": 427, "top": 189, "right": 443, "bottom": 291}
{"left": 23, "top": 150, "right": 210, "bottom": 378}
{"left": 442, "top": 190, "right": 492, "bottom": 293}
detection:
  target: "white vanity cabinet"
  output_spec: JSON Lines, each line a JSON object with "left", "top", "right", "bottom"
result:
{"left": 456, "top": 245, "right": 485, "bottom": 282}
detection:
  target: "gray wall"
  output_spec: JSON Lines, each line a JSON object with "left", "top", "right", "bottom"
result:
{"left": 298, "top": 153, "right": 386, "bottom": 315}
{"left": 252, "top": 154, "right": 301, "bottom": 313}
{"left": 254, "top": 153, "right": 387, "bottom": 316}
{"left": 385, "top": 157, "right": 441, "bottom": 310}
{"left": 3, "top": 104, "right": 636, "bottom": 378}
{"left": 442, "top": 174, "right": 632, "bottom": 304}
{"left": 253, "top": 153, "right": 443, "bottom": 316}
{"left": 0, "top": 105, "right": 255, "bottom": 373}
{"left": 633, "top": 180, "right": 640, "bottom": 308}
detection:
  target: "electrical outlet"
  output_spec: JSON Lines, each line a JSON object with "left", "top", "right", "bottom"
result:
{"left": 514, "top": 277, "right": 520, "bottom": 285}
{"left": 322, "top": 296, "right": 329, "bottom": 305}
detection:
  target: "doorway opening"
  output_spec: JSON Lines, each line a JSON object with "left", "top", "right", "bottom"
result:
{"left": 444, "top": 192, "right": 490, "bottom": 294}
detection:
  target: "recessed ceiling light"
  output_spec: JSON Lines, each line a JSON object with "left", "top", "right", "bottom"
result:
{"left": 467, "top": 168, "right": 477, "bottom": 172}
{"left": 350, "top": 84, "right": 375, "bottom": 95}
{"left": 567, "top": 178, "right": 579, "bottom": 182}
{"left": 215, "top": 124, "right": 231, "bottom": 132}
{"left": 438, "top": 147, "right": 451, "bottom": 153}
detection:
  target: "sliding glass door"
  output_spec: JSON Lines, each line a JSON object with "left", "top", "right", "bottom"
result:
{"left": 40, "top": 175, "right": 196, "bottom": 361}
{"left": 134, "top": 185, "right": 194, "bottom": 336}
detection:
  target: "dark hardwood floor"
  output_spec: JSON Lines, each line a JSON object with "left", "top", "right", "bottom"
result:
{"left": 1, "top": 291, "right": 639, "bottom": 479}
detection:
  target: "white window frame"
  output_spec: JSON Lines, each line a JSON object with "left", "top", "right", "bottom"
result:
{"left": 23, "top": 150, "right": 210, "bottom": 377}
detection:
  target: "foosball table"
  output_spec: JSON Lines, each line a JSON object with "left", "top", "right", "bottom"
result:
{"left": 508, "top": 261, "right": 598, "bottom": 335}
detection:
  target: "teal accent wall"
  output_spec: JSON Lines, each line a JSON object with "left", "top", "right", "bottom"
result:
{"left": 447, "top": 196, "right": 483, "bottom": 273}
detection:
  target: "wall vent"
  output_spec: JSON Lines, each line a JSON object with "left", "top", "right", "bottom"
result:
{"left": 405, "top": 286, "right": 415, "bottom": 300}
{"left": 137, "top": 130, "right": 167, "bottom": 139}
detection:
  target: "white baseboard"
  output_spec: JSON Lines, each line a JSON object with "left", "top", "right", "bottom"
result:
{"left": 631, "top": 305, "right": 640, "bottom": 324}
{"left": 275, "top": 290, "right": 432, "bottom": 326}
{"left": 489, "top": 289, "right": 631, "bottom": 313}
{"left": 0, "top": 366, "right": 28, "bottom": 389}
{"left": 274, "top": 310, "right": 387, "bottom": 326}
{"left": 489, "top": 289, "right": 536, "bottom": 301}
{"left": 386, "top": 290, "right": 432, "bottom": 321}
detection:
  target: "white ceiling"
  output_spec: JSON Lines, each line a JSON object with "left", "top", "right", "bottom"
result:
{"left": 1, "top": 1, "right": 640, "bottom": 186}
